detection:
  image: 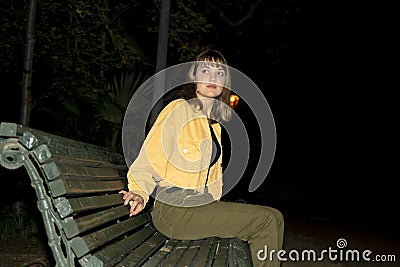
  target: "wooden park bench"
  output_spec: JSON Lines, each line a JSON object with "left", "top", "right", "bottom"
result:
{"left": 0, "top": 122, "right": 253, "bottom": 267}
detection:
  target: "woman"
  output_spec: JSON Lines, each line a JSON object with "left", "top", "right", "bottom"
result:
{"left": 120, "top": 49, "right": 284, "bottom": 267}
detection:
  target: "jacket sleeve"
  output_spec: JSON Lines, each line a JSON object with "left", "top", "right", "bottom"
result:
{"left": 127, "top": 100, "right": 180, "bottom": 208}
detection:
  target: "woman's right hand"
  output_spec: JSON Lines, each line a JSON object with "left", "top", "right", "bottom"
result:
{"left": 119, "top": 190, "right": 144, "bottom": 217}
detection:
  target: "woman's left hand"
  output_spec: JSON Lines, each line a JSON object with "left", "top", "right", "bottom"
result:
{"left": 119, "top": 190, "right": 145, "bottom": 217}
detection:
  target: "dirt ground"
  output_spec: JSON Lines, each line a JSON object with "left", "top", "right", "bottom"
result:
{"left": 0, "top": 215, "right": 398, "bottom": 267}
{"left": 0, "top": 236, "right": 52, "bottom": 267}
{"left": 282, "top": 216, "right": 400, "bottom": 267}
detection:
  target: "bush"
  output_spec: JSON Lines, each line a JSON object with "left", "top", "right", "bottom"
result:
{"left": 0, "top": 203, "right": 39, "bottom": 240}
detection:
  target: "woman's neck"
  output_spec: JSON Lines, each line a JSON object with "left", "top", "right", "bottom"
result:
{"left": 197, "top": 97, "right": 214, "bottom": 117}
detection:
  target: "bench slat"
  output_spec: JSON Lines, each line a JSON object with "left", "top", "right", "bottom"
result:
{"left": 8, "top": 122, "right": 119, "bottom": 154}
{"left": 63, "top": 205, "right": 130, "bottom": 238}
{"left": 213, "top": 238, "right": 230, "bottom": 266}
{"left": 49, "top": 179, "right": 125, "bottom": 197}
{"left": 190, "top": 237, "right": 218, "bottom": 267}
{"left": 229, "top": 238, "right": 253, "bottom": 266}
{"left": 43, "top": 161, "right": 124, "bottom": 181}
{"left": 161, "top": 240, "right": 190, "bottom": 266}
{"left": 33, "top": 143, "right": 125, "bottom": 167}
{"left": 178, "top": 239, "right": 202, "bottom": 266}
{"left": 70, "top": 212, "right": 151, "bottom": 258}
{"left": 54, "top": 194, "right": 124, "bottom": 218}
{"left": 92, "top": 224, "right": 157, "bottom": 265}
{"left": 141, "top": 239, "right": 179, "bottom": 267}
{"left": 115, "top": 231, "right": 168, "bottom": 267}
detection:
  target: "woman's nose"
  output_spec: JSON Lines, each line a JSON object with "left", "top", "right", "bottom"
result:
{"left": 209, "top": 72, "right": 216, "bottom": 82}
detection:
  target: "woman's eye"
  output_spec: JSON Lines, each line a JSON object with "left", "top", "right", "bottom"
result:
{"left": 201, "top": 69, "right": 209, "bottom": 74}
{"left": 218, "top": 71, "right": 225, "bottom": 76}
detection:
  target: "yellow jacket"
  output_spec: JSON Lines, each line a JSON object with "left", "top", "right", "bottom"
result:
{"left": 127, "top": 99, "right": 223, "bottom": 207}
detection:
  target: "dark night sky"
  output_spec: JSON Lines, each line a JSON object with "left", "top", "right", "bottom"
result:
{"left": 221, "top": 1, "right": 398, "bottom": 231}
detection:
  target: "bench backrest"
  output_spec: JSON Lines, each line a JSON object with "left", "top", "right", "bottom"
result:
{"left": 0, "top": 122, "right": 160, "bottom": 266}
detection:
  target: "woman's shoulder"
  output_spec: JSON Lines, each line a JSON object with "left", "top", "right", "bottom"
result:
{"left": 168, "top": 98, "right": 186, "bottom": 106}
{"left": 156, "top": 98, "right": 188, "bottom": 118}
{"left": 163, "top": 98, "right": 191, "bottom": 112}
{"left": 159, "top": 98, "right": 201, "bottom": 121}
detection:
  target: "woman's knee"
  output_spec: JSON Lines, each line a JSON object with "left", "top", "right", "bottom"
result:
{"left": 271, "top": 207, "right": 284, "bottom": 226}
{"left": 259, "top": 206, "right": 284, "bottom": 229}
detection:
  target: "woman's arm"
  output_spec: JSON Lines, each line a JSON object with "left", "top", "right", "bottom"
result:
{"left": 126, "top": 99, "right": 182, "bottom": 210}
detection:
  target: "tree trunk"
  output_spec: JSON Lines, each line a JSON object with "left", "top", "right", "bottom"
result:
{"left": 20, "top": 0, "right": 37, "bottom": 126}
{"left": 150, "top": 0, "right": 171, "bottom": 124}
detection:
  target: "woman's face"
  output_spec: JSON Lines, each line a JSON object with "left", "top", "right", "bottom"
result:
{"left": 194, "top": 62, "right": 225, "bottom": 99}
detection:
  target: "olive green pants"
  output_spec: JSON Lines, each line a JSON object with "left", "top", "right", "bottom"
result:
{"left": 151, "top": 200, "right": 284, "bottom": 267}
